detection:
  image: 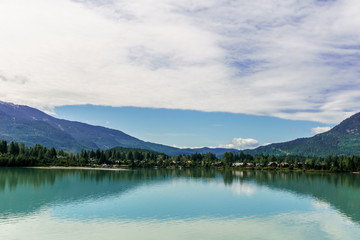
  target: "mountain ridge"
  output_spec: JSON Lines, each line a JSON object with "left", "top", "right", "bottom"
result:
{"left": 0, "top": 101, "right": 238, "bottom": 156}
{"left": 244, "top": 112, "right": 360, "bottom": 157}
{"left": 2, "top": 100, "right": 360, "bottom": 157}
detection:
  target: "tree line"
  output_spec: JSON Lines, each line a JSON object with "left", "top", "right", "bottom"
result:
{"left": 0, "top": 140, "right": 360, "bottom": 172}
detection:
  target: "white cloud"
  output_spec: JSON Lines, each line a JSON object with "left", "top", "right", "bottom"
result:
{"left": 219, "top": 138, "right": 259, "bottom": 150}
{"left": 311, "top": 126, "right": 331, "bottom": 135}
{"left": 261, "top": 143, "right": 272, "bottom": 146}
{"left": 173, "top": 137, "right": 259, "bottom": 150}
{"left": 0, "top": 0, "right": 360, "bottom": 124}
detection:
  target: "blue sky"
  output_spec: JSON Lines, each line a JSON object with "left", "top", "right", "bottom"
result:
{"left": 0, "top": 0, "right": 359, "bottom": 149}
{"left": 55, "top": 105, "right": 333, "bottom": 149}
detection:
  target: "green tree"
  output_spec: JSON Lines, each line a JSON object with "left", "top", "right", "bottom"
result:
{"left": 222, "top": 152, "right": 234, "bottom": 166}
{"left": 0, "top": 140, "right": 7, "bottom": 154}
{"left": 8, "top": 141, "right": 19, "bottom": 156}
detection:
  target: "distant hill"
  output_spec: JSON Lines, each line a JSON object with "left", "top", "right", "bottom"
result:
{"left": 244, "top": 112, "right": 360, "bottom": 157}
{"left": 0, "top": 101, "right": 238, "bottom": 155}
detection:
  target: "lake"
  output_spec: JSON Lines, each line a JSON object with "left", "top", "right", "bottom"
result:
{"left": 0, "top": 168, "right": 359, "bottom": 240}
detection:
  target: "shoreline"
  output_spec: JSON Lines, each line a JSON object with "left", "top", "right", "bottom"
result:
{"left": 20, "top": 166, "right": 360, "bottom": 174}
{"left": 26, "top": 166, "right": 129, "bottom": 171}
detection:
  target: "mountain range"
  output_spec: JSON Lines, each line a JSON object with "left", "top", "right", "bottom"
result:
{"left": 244, "top": 112, "right": 360, "bottom": 157}
{"left": 0, "top": 101, "right": 237, "bottom": 156}
{"left": 1, "top": 101, "right": 360, "bottom": 157}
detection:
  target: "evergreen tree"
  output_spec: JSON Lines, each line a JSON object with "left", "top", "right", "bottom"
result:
{"left": 0, "top": 140, "right": 7, "bottom": 154}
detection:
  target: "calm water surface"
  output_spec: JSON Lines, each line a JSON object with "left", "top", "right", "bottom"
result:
{"left": 0, "top": 168, "right": 359, "bottom": 240}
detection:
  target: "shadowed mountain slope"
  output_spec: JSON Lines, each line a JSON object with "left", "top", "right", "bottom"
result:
{"left": 244, "top": 113, "right": 360, "bottom": 156}
{"left": 0, "top": 101, "right": 237, "bottom": 155}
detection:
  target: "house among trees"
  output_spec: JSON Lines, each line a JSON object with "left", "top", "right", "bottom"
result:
{"left": 268, "top": 162, "right": 279, "bottom": 168}
{"left": 296, "top": 162, "right": 304, "bottom": 168}
{"left": 214, "top": 162, "right": 224, "bottom": 166}
{"left": 232, "top": 162, "right": 244, "bottom": 167}
{"left": 280, "top": 162, "right": 290, "bottom": 168}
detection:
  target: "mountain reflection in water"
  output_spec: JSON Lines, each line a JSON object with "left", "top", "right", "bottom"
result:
{"left": 0, "top": 168, "right": 359, "bottom": 224}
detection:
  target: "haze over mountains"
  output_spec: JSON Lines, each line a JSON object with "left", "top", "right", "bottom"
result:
{"left": 0, "top": 101, "right": 237, "bottom": 156}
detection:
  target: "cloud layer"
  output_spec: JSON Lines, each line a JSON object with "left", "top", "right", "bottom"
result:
{"left": 1, "top": 0, "right": 360, "bottom": 123}
{"left": 311, "top": 126, "right": 332, "bottom": 135}
{"left": 220, "top": 138, "right": 259, "bottom": 150}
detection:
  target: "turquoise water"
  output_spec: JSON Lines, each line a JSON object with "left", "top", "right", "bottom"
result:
{"left": 0, "top": 168, "right": 359, "bottom": 239}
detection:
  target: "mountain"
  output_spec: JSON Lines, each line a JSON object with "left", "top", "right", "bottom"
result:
{"left": 0, "top": 101, "right": 238, "bottom": 155}
{"left": 244, "top": 112, "right": 360, "bottom": 157}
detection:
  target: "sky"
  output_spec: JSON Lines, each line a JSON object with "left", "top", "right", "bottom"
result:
{"left": 1, "top": 0, "right": 359, "bottom": 149}
{"left": 54, "top": 105, "right": 333, "bottom": 149}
